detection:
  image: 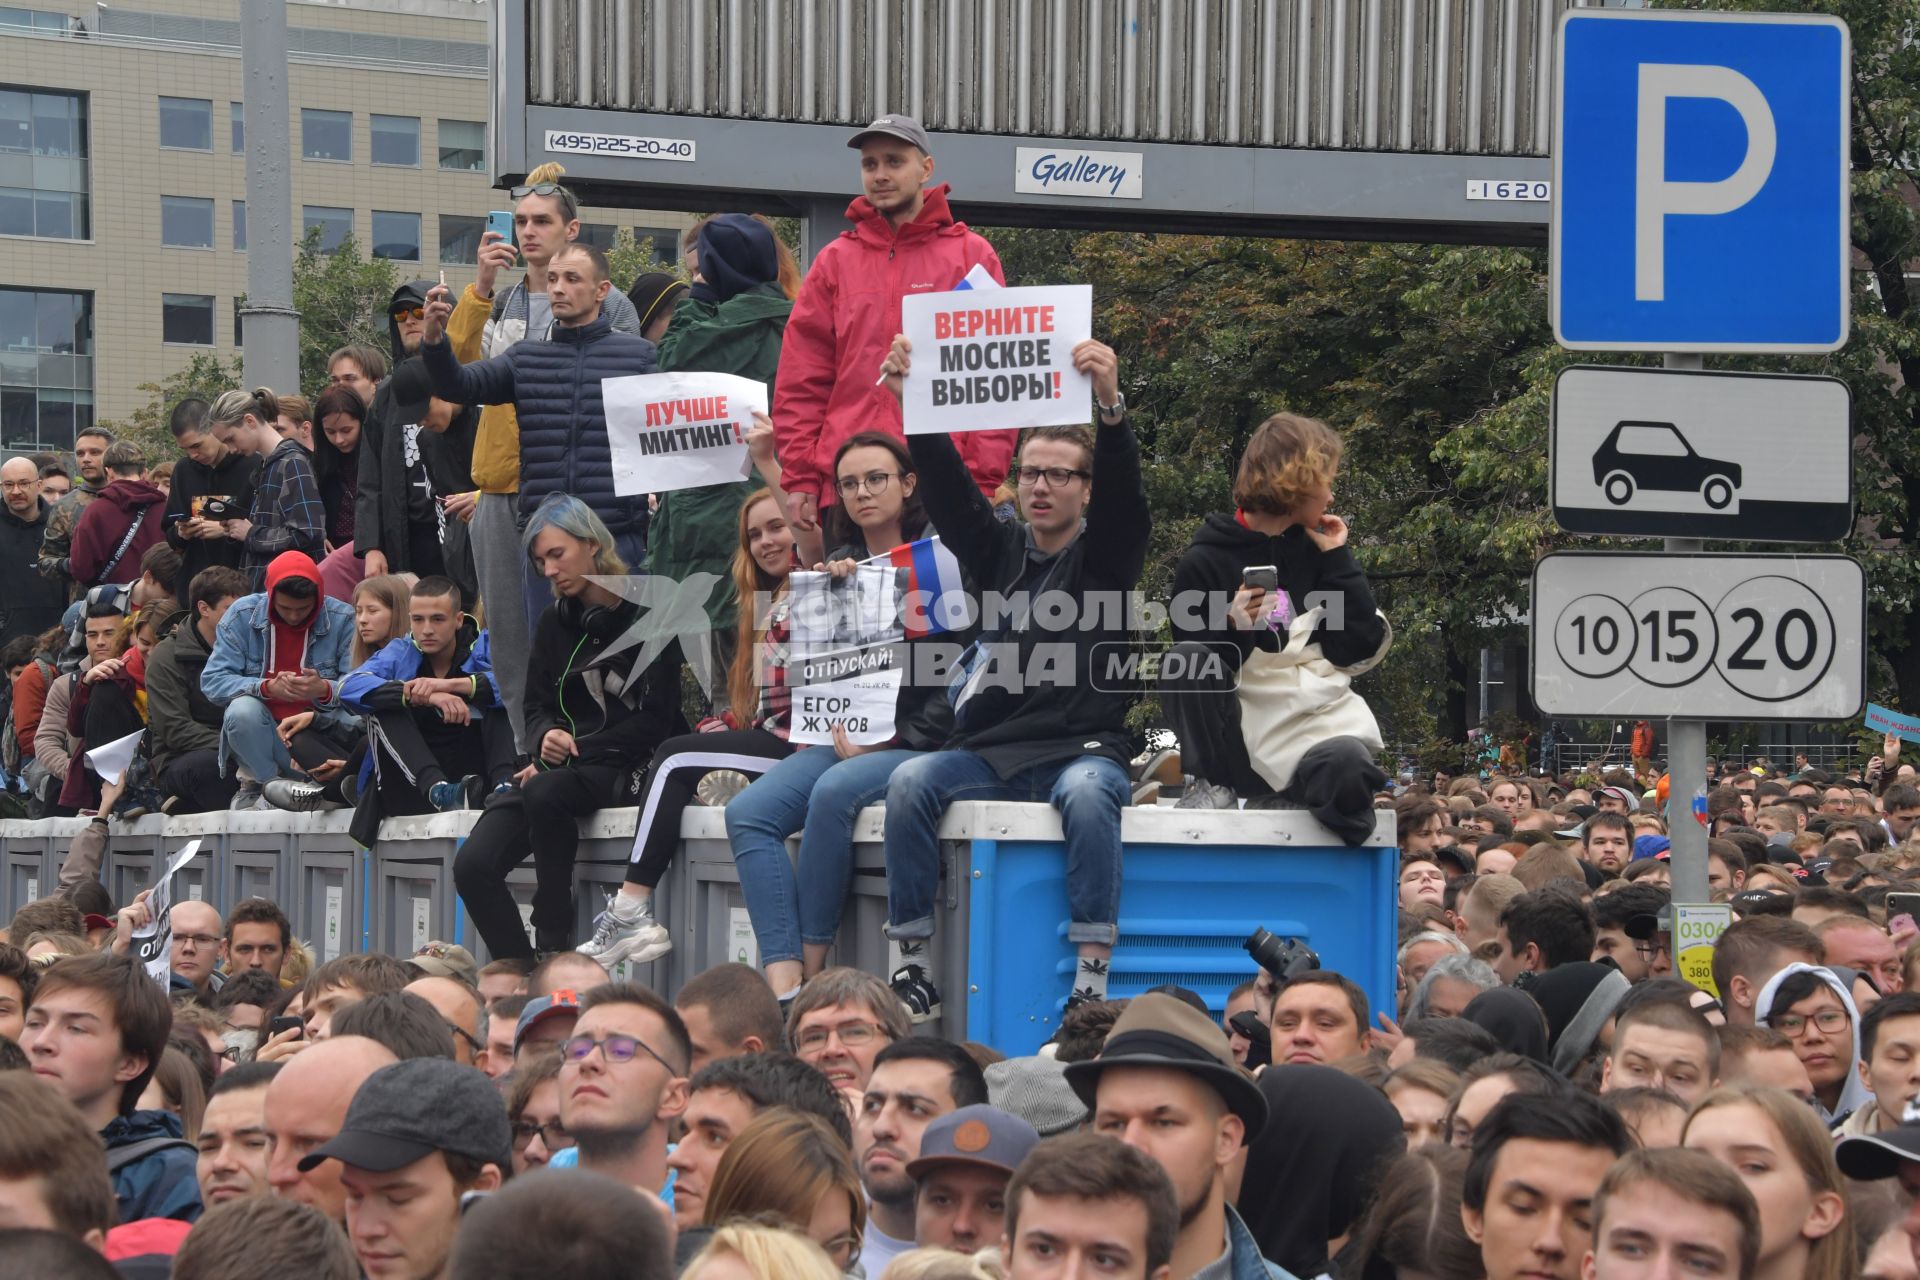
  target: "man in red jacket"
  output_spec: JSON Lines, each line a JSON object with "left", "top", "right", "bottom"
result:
{"left": 773, "top": 114, "right": 1018, "bottom": 528}
{"left": 68, "top": 440, "right": 166, "bottom": 590}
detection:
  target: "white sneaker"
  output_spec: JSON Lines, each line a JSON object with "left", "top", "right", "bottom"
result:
{"left": 578, "top": 897, "right": 672, "bottom": 969}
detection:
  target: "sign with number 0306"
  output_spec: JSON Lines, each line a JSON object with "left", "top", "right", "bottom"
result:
{"left": 1531, "top": 552, "right": 1865, "bottom": 719}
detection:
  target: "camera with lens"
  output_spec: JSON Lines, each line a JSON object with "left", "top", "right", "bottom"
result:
{"left": 1244, "top": 927, "right": 1320, "bottom": 981}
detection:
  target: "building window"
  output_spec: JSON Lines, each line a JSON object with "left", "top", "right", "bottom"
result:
{"left": 637, "top": 227, "right": 681, "bottom": 264}
{"left": 0, "top": 87, "right": 89, "bottom": 240}
{"left": 0, "top": 286, "right": 93, "bottom": 451}
{"left": 0, "top": 9, "right": 73, "bottom": 34}
{"left": 370, "top": 114, "right": 418, "bottom": 167}
{"left": 437, "top": 119, "right": 484, "bottom": 171}
{"left": 233, "top": 298, "right": 243, "bottom": 347}
{"left": 162, "top": 293, "right": 214, "bottom": 346}
{"left": 438, "top": 214, "right": 483, "bottom": 265}
{"left": 160, "top": 195, "right": 213, "bottom": 249}
{"left": 230, "top": 101, "right": 243, "bottom": 153}
{"left": 158, "top": 96, "right": 211, "bottom": 150}
{"left": 301, "top": 108, "right": 351, "bottom": 161}
{"left": 371, "top": 210, "right": 420, "bottom": 261}
{"left": 232, "top": 199, "right": 245, "bottom": 251}
{"left": 577, "top": 223, "right": 616, "bottom": 251}
{"left": 303, "top": 205, "right": 352, "bottom": 253}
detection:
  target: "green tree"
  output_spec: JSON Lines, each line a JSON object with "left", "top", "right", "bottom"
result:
{"left": 606, "top": 227, "right": 669, "bottom": 295}
{"left": 289, "top": 228, "right": 401, "bottom": 394}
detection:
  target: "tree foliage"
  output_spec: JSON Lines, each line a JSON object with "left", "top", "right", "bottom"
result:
{"left": 291, "top": 228, "right": 402, "bottom": 395}
{"left": 96, "top": 352, "right": 242, "bottom": 469}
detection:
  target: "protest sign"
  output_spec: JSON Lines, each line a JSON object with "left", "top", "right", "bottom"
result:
{"left": 1867, "top": 702, "right": 1920, "bottom": 745}
{"left": 900, "top": 284, "right": 1093, "bottom": 435}
{"left": 85, "top": 729, "right": 142, "bottom": 785}
{"left": 130, "top": 839, "right": 201, "bottom": 987}
{"left": 605, "top": 371, "right": 766, "bottom": 496}
{"left": 787, "top": 566, "right": 905, "bottom": 746}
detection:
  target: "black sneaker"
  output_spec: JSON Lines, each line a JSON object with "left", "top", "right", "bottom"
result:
{"left": 890, "top": 965, "right": 942, "bottom": 1024}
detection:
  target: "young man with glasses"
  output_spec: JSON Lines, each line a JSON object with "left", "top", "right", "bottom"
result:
{"left": 1756, "top": 961, "right": 1871, "bottom": 1125}
{"left": 878, "top": 335, "right": 1148, "bottom": 1017}
{"left": 553, "top": 981, "right": 692, "bottom": 1199}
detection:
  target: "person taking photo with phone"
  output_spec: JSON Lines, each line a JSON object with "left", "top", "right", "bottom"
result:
{"left": 1163, "top": 413, "right": 1390, "bottom": 844}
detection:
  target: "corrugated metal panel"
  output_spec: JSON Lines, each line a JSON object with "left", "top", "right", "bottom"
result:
{"left": 524, "top": 0, "right": 1587, "bottom": 156}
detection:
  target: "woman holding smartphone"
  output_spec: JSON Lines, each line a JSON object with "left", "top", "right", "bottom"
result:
{"left": 1163, "top": 413, "right": 1390, "bottom": 843}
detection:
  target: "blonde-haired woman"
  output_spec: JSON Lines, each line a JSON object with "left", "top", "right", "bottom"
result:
{"left": 701, "top": 1109, "right": 864, "bottom": 1273}
{"left": 682, "top": 1221, "right": 841, "bottom": 1280}
{"left": 440, "top": 160, "right": 650, "bottom": 754}
{"left": 1164, "top": 411, "right": 1390, "bottom": 843}
{"left": 205, "top": 387, "right": 325, "bottom": 589}
{"left": 1683, "top": 1084, "right": 1852, "bottom": 1280}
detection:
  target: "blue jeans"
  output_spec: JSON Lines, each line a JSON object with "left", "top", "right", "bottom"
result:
{"left": 725, "top": 746, "right": 921, "bottom": 965}
{"left": 883, "top": 750, "right": 1130, "bottom": 946}
{"left": 220, "top": 697, "right": 293, "bottom": 781}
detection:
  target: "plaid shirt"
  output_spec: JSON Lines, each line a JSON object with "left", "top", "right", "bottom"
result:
{"left": 242, "top": 439, "right": 326, "bottom": 589}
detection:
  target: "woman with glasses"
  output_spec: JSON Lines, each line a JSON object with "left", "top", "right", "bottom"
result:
{"left": 725, "top": 431, "right": 967, "bottom": 1003}
{"left": 505, "top": 1049, "right": 572, "bottom": 1175}
{"left": 578, "top": 474, "right": 801, "bottom": 969}
{"left": 1754, "top": 962, "right": 1870, "bottom": 1124}
{"left": 698, "top": 1109, "right": 865, "bottom": 1274}
{"left": 1683, "top": 1084, "right": 1854, "bottom": 1280}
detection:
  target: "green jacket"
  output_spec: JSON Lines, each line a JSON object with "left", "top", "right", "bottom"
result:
{"left": 647, "top": 282, "right": 793, "bottom": 628}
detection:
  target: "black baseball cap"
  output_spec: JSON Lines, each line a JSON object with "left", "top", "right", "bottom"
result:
{"left": 848, "top": 113, "right": 931, "bottom": 153}
{"left": 1838, "top": 1122, "right": 1920, "bottom": 1181}
{"left": 299, "top": 1058, "right": 511, "bottom": 1174}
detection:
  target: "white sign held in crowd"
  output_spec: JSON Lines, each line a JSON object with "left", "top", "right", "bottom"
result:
{"left": 900, "top": 284, "right": 1094, "bottom": 435}
{"left": 604, "top": 371, "right": 766, "bottom": 496}
{"left": 787, "top": 566, "right": 905, "bottom": 747}
{"left": 130, "top": 839, "right": 201, "bottom": 987}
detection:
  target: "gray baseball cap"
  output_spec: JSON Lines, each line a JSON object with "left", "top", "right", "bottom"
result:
{"left": 906, "top": 1104, "right": 1040, "bottom": 1179}
{"left": 849, "top": 113, "right": 930, "bottom": 153}
{"left": 299, "top": 1058, "right": 511, "bottom": 1173}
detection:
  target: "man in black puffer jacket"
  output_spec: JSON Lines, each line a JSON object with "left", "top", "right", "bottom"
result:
{"left": 419, "top": 243, "right": 657, "bottom": 568}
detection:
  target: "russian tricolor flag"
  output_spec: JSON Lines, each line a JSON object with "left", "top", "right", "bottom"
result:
{"left": 885, "top": 537, "right": 968, "bottom": 637}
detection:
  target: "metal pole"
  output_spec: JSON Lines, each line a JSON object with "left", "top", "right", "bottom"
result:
{"left": 1663, "top": 351, "right": 1709, "bottom": 905}
{"left": 239, "top": 0, "right": 299, "bottom": 393}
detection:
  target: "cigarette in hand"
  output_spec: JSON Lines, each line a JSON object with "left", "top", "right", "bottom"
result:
{"left": 438, "top": 269, "right": 447, "bottom": 289}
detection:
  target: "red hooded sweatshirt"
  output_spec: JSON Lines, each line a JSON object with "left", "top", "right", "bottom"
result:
{"left": 262, "top": 550, "right": 325, "bottom": 720}
{"left": 773, "top": 183, "right": 1018, "bottom": 510}
{"left": 68, "top": 475, "right": 166, "bottom": 587}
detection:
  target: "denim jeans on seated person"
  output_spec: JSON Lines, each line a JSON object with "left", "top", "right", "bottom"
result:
{"left": 882, "top": 750, "right": 1130, "bottom": 946}
{"left": 725, "top": 746, "right": 921, "bottom": 965}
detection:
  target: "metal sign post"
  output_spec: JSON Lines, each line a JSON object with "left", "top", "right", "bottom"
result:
{"left": 1663, "top": 353, "right": 1708, "bottom": 906}
{"left": 1547, "top": 8, "right": 1855, "bottom": 922}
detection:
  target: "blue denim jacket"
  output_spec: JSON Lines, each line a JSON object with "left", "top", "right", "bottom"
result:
{"left": 200, "top": 588, "right": 359, "bottom": 769}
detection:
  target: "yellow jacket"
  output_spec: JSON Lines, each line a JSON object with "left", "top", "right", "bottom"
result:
{"left": 448, "top": 284, "right": 519, "bottom": 494}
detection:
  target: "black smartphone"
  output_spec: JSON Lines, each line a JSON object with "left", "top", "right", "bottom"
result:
{"left": 268, "top": 1015, "right": 304, "bottom": 1039}
{"left": 1889, "top": 892, "right": 1920, "bottom": 921}
{"left": 1241, "top": 564, "right": 1279, "bottom": 591}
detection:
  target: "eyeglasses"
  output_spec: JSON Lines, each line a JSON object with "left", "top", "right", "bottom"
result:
{"left": 445, "top": 1020, "right": 485, "bottom": 1057}
{"left": 213, "top": 1044, "right": 241, "bottom": 1063}
{"left": 1767, "top": 1008, "right": 1849, "bottom": 1037}
{"left": 510, "top": 1118, "right": 573, "bottom": 1150}
{"left": 794, "top": 1020, "right": 890, "bottom": 1053}
{"left": 510, "top": 182, "right": 573, "bottom": 211}
{"left": 390, "top": 306, "right": 425, "bottom": 321}
{"left": 836, "top": 470, "right": 903, "bottom": 497}
{"left": 1014, "top": 465, "right": 1090, "bottom": 488}
{"left": 1632, "top": 938, "right": 1670, "bottom": 958}
{"left": 560, "top": 1033, "right": 681, "bottom": 1074}
{"left": 174, "top": 933, "right": 221, "bottom": 948}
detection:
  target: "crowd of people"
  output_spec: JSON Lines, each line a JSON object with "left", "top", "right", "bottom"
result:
{"left": 7, "top": 107, "right": 1920, "bottom": 1280}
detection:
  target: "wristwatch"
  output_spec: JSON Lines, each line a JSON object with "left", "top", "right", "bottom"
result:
{"left": 1095, "top": 390, "right": 1126, "bottom": 420}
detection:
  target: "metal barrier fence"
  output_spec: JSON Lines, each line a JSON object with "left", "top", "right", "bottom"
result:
{"left": 1, "top": 803, "right": 1395, "bottom": 1054}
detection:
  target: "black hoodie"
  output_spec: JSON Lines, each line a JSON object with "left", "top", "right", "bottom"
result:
{"left": 356, "top": 281, "right": 479, "bottom": 592}
{"left": 162, "top": 446, "right": 260, "bottom": 607}
{"left": 1170, "top": 514, "right": 1386, "bottom": 671}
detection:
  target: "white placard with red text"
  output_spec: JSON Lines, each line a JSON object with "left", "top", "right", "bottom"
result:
{"left": 604, "top": 370, "right": 766, "bottom": 496}
{"left": 900, "top": 285, "right": 1094, "bottom": 435}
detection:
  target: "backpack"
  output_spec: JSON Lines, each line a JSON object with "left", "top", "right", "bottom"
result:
{"left": 0, "top": 654, "right": 55, "bottom": 777}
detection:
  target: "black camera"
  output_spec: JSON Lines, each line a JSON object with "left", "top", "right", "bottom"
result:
{"left": 1244, "top": 927, "right": 1319, "bottom": 981}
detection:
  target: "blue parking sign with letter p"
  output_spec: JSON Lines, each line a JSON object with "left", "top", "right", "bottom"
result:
{"left": 1552, "top": 11, "right": 1850, "bottom": 353}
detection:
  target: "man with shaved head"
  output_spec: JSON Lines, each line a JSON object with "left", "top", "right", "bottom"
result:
{"left": 0, "top": 454, "right": 64, "bottom": 646}
{"left": 404, "top": 975, "right": 487, "bottom": 1070}
{"left": 264, "top": 1034, "right": 398, "bottom": 1226}
{"left": 168, "top": 900, "right": 226, "bottom": 997}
